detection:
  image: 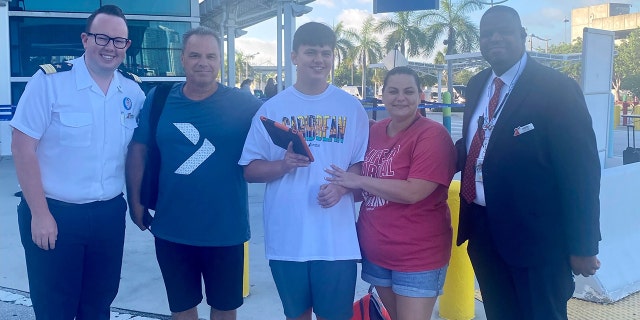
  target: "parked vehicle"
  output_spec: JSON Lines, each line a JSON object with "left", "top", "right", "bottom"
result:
{"left": 341, "top": 85, "right": 374, "bottom": 100}
{"left": 342, "top": 85, "right": 362, "bottom": 99}
{"left": 428, "top": 85, "right": 466, "bottom": 104}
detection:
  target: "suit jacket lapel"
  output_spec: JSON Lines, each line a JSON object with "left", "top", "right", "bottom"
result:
{"left": 491, "top": 56, "right": 540, "bottom": 135}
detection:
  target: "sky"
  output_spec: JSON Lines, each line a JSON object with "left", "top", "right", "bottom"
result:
{"left": 226, "top": 0, "right": 637, "bottom": 67}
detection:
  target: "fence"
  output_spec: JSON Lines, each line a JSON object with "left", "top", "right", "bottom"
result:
{"left": 0, "top": 105, "right": 15, "bottom": 121}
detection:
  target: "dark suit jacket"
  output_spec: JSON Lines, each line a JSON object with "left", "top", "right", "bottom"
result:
{"left": 456, "top": 56, "right": 601, "bottom": 267}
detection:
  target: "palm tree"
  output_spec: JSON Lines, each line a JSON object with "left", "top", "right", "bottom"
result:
{"left": 374, "top": 11, "right": 427, "bottom": 58}
{"left": 332, "top": 21, "right": 354, "bottom": 83}
{"left": 333, "top": 21, "right": 353, "bottom": 69}
{"left": 417, "top": 0, "right": 484, "bottom": 56}
{"left": 234, "top": 51, "right": 249, "bottom": 83}
{"left": 345, "top": 16, "right": 384, "bottom": 99}
{"left": 433, "top": 50, "right": 449, "bottom": 87}
{"left": 434, "top": 51, "right": 446, "bottom": 65}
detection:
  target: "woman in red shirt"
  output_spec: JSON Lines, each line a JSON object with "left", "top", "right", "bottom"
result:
{"left": 326, "top": 66, "right": 457, "bottom": 320}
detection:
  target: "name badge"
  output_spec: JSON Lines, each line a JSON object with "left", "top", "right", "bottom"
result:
{"left": 514, "top": 123, "right": 535, "bottom": 136}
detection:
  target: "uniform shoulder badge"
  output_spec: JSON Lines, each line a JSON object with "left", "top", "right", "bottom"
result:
{"left": 39, "top": 62, "right": 73, "bottom": 75}
{"left": 118, "top": 69, "right": 142, "bottom": 84}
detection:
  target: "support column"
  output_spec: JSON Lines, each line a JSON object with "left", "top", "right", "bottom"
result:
{"left": 0, "top": 3, "right": 12, "bottom": 156}
{"left": 226, "top": 22, "right": 237, "bottom": 87}
{"left": 282, "top": 1, "right": 296, "bottom": 88}
{"left": 276, "top": 2, "right": 283, "bottom": 92}
{"left": 441, "top": 65, "right": 451, "bottom": 132}
{"left": 219, "top": 10, "right": 226, "bottom": 86}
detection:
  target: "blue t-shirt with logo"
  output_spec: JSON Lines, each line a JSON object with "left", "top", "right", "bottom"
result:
{"left": 132, "top": 83, "right": 261, "bottom": 246}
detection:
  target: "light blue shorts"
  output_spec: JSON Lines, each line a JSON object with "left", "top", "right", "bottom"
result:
{"left": 361, "top": 258, "right": 448, "bottom": 298}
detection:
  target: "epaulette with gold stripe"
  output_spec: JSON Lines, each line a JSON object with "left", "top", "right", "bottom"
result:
{"left": 39, "top": 62, "right": 73, "bottom": 75}
{"left": 118, "top": 69, "right": 142, "bottom": 83}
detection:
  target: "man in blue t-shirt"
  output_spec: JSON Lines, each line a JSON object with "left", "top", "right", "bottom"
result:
{"left": 125, "top": 26, "right": 261, "bottom": 320}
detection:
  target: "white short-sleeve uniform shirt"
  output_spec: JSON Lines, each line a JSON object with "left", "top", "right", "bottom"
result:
{"left": 10, "top": 56, "right": 145, "bottom": 204}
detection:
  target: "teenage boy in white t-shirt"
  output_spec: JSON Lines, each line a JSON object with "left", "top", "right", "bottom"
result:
{"left": 239, "top": 22, "right": 369, "bottom": 320}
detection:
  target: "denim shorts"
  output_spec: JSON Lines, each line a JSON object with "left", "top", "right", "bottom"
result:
{"left": 361, "top": 258, "right": 448, "bottom": 298}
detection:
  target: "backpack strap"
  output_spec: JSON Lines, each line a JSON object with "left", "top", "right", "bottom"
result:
{"left": 139, "top": 83, "right": 173, "bottom": 210}
{"left": 149, "top": 83, "right": 173, "bottom": 143}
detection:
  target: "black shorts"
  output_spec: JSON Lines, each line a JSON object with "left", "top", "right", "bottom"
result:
{"left": 154, "top": 237, "right": 244, "bottom": 312}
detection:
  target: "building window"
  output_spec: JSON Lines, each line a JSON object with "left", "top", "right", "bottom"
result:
{"left": 8, "top": 0, "right": 101, "bottom": 12}
{"left": 10, "top": 17, "right": 190, "bottom": 78}
{"left": 10, "top": 83, "right": 27, "bottom": 107}
{"left": 106, "top": 0, "right": 191, "bottom": 17}
{"left": 127, "top": 20, "right": 190, "bottom": 77}
{"left": 8, "top": 0, "right": 191, "bottom": 16}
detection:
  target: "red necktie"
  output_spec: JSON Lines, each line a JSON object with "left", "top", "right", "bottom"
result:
{"left": 461, "top": 77, "right": 505, "bottom": 204}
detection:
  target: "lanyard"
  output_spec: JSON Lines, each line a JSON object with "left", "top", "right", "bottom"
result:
{"left": 481, "top": 90, "right": 510, "bottom": 131}
{"left": 477, "top": 89, "right": 511, "bottom": 160}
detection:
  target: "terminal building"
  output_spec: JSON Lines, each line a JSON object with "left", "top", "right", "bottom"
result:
{"left": 0, "top": 0, "right": 314, "bottom": 155}
{"left": 570, "top": 2, "right": 640, "bottom": 44}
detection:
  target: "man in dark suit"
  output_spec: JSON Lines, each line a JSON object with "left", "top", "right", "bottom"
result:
{"left": 455, "top": 5, "right": 602, "bottom": 320}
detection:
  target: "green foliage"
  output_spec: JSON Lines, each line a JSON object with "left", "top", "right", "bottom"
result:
{"left": 615, "top": 28, "right": 640, "bottom": 98}
{"left": 332, "top": 21, "right": 354, "bottom": 70}
{"left": 421, "top": 74, "right": 438, "bottom": 88}
{"left": 344, "top": 16, "right": 384, "bottom": 98}
{"left": 454, "top": 68, "right": 476, "bottom": 85}
{"left": 544, "top": 29, "right": 639, "bottom": 100}
{"left": 374, "top": 11, "right": 427, "bottom": 58}
{"left": 417, "top": 0, "right": 484, "bottom": 56}
{"left": 333, "top": 63, "right": 358, "bottom": 87}
{"left": 547, "top": 37, "right": 583, "bottom": 82}
{"left": 434, "top": 51, "right": 446, "bottom": 65}
{"left": 621, "top": 74, "right": 640, "bottom": 98}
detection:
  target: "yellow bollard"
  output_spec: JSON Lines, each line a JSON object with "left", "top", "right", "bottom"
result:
{"left": 634, "top": 105, "right": 640, "bottom": 131}
{"left": 439, "top": 180, "right": 475, "bottom": 320}
{"left": 613, "top": 104, "right": 621, "bottom": 128}
{"left": 243, "top": 241, "right": 250, "bottom": 297}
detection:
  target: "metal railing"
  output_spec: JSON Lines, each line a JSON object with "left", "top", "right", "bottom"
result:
{"left": 0, "top": 105, "right": 15, "bottom": 121}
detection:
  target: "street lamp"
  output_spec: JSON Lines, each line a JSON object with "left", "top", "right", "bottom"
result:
{"left": 563, "top": 17, "right": 570, "bottom": 43}
{"left": 530, "top": 34, "right": 550, "bottom": 53}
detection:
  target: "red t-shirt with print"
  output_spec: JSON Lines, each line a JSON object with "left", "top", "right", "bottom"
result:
{"left": 357, "top": 116, "right": 457, "bottom": 272}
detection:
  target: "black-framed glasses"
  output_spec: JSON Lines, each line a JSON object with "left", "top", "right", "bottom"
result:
{"left": 86, "top": 32, "right": 130, "bottom": 49}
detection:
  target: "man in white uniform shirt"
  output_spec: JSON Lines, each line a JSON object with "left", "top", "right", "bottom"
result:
{"left": 10, "top": 5, "right": 144, "bottom": 320}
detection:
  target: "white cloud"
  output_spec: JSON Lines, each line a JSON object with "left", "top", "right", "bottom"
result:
{"left": 337, "top": 9, "right": 376, "bottom": 31}
{"left": 313, "top": 0, "right": 335, "bottom": 8}
{"left": 234, "top": 38, "right": 278, "bottom": 66}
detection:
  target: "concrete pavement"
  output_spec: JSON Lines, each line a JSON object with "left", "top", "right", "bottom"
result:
{"left": 0, "top": 155, "right": 487, "bottom": 319}
{"left": 0, "top": 111, "right": 634, "bottom": 319}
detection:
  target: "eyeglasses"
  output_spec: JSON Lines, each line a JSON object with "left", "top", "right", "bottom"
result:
{"left": 86, "top": 32, "right": 130, "bottom": 49}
